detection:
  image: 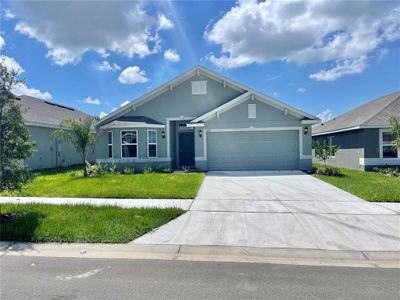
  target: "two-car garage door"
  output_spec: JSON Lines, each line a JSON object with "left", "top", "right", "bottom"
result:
{"left": 207, "top": 130, "right": 300, "bottom": 171}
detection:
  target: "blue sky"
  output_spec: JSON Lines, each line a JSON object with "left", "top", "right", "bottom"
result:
{"left": 1, "top": 0, "right": 399, "bottom": 121}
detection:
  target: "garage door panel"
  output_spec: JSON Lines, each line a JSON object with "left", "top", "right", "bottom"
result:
{"left": 207, "top": 131, "right": 299, "bottom": 170}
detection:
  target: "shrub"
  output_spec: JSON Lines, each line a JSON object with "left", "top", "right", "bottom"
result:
{"left": 373, "top": 167, "right": 400, "bottom": 177}
{"left": 315, "top": 166, "right": 342, "bottom": 177}
{"left": 1, "top": 161, "right": 34, "bottom": 191}
{"left": 182, "top": 165, "right": 191, "bottom": 173}
{"left": 143, "top": 165, "right": 155, "bottom": 174}
{"left": 160, "top": 167, "right": 173, "bottom": 173}
{"left": 86, "top": 162, "right": 108, "bottom": 177}
{"left": 122, "top": 167, "right": 135, "bottom": 175}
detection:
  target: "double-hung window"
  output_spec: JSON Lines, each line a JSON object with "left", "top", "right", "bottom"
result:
{"left": 381, "top": 131, "right": 398, "bottom": 158}
{"left": 147, "top": 130, "right": 157, "bottom": 158}
{"left": 121, "top": 130, "right": 137, "bottom": 158}
{"left": 107, "top": 131, "right": 113, "bottom": 159}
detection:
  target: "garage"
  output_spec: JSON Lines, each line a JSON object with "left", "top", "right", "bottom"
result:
{"left": 206, "top": 130, "right": 300, "bottom": 171}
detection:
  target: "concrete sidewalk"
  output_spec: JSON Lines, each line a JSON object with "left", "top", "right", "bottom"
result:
{"left": 0, "top": 197, "right": 192, "bottom": 210}
{"left": 1, "top": 241, "right": 399, "bottom": 269}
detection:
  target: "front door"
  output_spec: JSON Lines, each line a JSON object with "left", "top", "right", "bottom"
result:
{"left": 178, "top": 131, "right": 195, "bottom": 167}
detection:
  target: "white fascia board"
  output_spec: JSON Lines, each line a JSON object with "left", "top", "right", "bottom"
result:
{"left": 100, "top": 124, "right": 165, "bottom": 129}
{"left": 312, "top": 125, "right": 391, "bottom": 136}
{"left": 301, "top": 119, "right": 321, "bottom": 125}
{"left": 186, "top": 123, "right": 204, "bottom": 128}
{"left": 192, "top": 91, "right": 252, "bottom": 123}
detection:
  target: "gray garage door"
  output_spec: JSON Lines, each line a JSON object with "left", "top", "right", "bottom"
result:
{"left": 207, "top": 130, "right": 299, "bottom": 171}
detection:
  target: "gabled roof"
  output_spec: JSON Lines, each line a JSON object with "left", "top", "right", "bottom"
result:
{"left": 313, "top": 91, "right": 400, "bottom": 136}
{"left": 96, "top": 65, "right": 319, "bottom": 126}
{"left": 16, "top": 95, "right": 91, "bottom": 128}
{"left": 100, "top": 116, "right": 164, "bottom": 129}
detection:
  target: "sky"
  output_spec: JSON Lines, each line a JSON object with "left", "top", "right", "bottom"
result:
{"left": 1, "top": 0, "right": 399, "bottom": 121}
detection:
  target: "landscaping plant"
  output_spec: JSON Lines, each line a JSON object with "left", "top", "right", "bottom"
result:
{"left": 0, "top": 58, "right": 36, "bottom": 192}
{"left": 312, "top": 140, "right": 341, "bottom": 176}
{"left": 52, "top": 117, "right": 97, "bottom": 177}
{"left": 389, "top": 116, "right": 400, "bottom": 151}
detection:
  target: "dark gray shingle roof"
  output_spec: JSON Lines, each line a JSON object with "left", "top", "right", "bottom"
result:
{"left": 16, "top": 95, "right": 91, "bottom": 126}
{"left": 313, "top": 91, "right": 400, "bottom": 135}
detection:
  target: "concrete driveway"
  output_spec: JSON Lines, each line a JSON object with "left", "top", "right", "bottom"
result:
{"left": 133, "top": 171, "right": 400, "bottom": 251}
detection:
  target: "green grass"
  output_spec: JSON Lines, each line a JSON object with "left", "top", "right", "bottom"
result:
{"left": 1, "top": 167, "right": 205, "bottom": 199}
{"left": 313, "top": 164, "right": 400, "bottom": 202}
{"left": 0, "top": 203, "right": 184, "bottom": 243}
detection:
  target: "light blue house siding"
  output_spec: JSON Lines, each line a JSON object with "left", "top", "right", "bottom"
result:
{"left": 25, "top": 125, "right": 86, "bottom": 170}
{"left": 95, "top": 67, "right": 317, "bottom": 171}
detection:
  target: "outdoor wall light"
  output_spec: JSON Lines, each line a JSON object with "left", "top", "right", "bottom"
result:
{"left": 199, "top": 129, "right": 202, "bottom": 138}
{"left": 304, "top": 126, "right": 309, "bottom": 135}
{"left": 161, "top": 131, "right": 165, "bottom": 138}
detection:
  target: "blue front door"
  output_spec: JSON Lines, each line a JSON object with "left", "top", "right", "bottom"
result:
{"left": 178, "top": 131, "right": 195, "bottom": 167}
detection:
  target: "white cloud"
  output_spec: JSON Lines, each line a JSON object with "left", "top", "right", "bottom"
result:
{"left": 4, "top": 9, "right": 15, "bottom": 19}
{"left": 12, "top": 82, "right": 52, "bottom": 100}
{"left": 99, "top": 111, "right": 108, "bottom": 119}
{"left": 309, "top": 56, "right": 367, "bottom": 81}
{"left": 1, "top": 55, "right": 25, "bottom": 74}
{"left": 297, "top": 87, "right": 306, "bottom": 93}
{"left": 83, "top": 96, "right": 102, "bottom": 105}
{"left": 205, "top": 0, "right": 400, "bottom": 78}
{"left": 120, "top": 100, "right": 130, "bottom": 107}
{"left": 164, "top": 49, "right": 180, "bottom": 62}
{"left": 98, "top": 60, "right": 121, "bottom": 72}
{"left": 0, "top": 35, "right": 5, "bottom": 50}
{"left": 118, "top": 66, "right": 148, "bottom": 84}
{"left": 158, "top": 14, "right": 174, "bottom": 30}
{"left": 13, "top": 2, "right": 172, "bottom": 65}
{"left": 317, "top": 109, "right": 333, "bottom": 122}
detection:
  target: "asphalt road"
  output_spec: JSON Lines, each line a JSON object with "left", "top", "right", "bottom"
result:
{"left": 1, "top": 256, "right": 399, "bottom": 300}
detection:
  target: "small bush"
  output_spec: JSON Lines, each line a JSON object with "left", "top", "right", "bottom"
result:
{"left": 160, "top": 167, "right": 173, "bottom": 173}
{"left": 373, "top": 167, "right": 400, "bottom": 177}
{"left": 182, "top": 165, "right": 191, "bottom": 173}
{"left": 122, "top": 167, "right": 135, "bottom": 175}
{"left": 86, "top": 162, "right": 108, "bottom": 177}
{"left": 1, "top": 162, "right": 34, "bottom": 191}
{"left": 143, "top": 165, "right": 155, "bottom": 174}
{"left": 108, "top": 162, "right": 118, "bottom": 174}
{"left": 315, "top": 166, "right": 342, "bottom": 177}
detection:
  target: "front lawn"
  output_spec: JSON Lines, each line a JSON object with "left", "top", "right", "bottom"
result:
{"left": 313, "top": 164, "right": 400, "bottom": 202}
{"left": 0, "top": 203, "right": 184, "bottom": 243}
{"left": 1, "top": 167, "right": 205, "bottom": 199}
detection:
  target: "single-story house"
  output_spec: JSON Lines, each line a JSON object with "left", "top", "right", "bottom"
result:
{"left": 16, "top": 95, "right": 92, "bottom": 170}
{"left": 313, "top": 91, "right": 400, "bottom": 171}
{"left": 95, "top": 66, "right": 319, "bottom": 171}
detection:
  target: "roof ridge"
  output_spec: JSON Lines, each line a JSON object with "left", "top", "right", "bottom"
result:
{"left": 362, "top": 92, "right": 400, "bottom": 125}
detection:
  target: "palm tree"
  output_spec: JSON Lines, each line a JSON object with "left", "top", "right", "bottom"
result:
{"left": 389, "top": 116, "right": 400, "bottom": 151}
{"left": 52, "top": 117, "right": 97, "bottom": 177}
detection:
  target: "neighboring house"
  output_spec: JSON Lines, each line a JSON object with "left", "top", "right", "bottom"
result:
{"left": 16, "top": 95, "right": 92, "bottom": 170}
{"left": 313, "top": 91, "right": 400, "bottom": 171}
{"left": 95, "top": 66, "right": 319, "bottom": 171}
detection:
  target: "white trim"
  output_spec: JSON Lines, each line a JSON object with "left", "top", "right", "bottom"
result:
{"left": 107, "top": 131, "right": 113, "bottom": 159}
{"left": 120, "top": 130, "right": 138, "bottom": 159}
{"left": 166, "top": 117, "right": 196, "bottom": 159}
{"left": 359, "top": 157, "right": 400, "bottom": 166}
{"left": 186, "top": 123, "right": 204, "bottom": 128}
{"left": 379, "top": 128, "right": 400, "bottom": 159}
{"left": 96, "top": 158, "right": 171, "bottom": 164}
{"left": 96, "top": 65, "right": 318, "bottom": 127}
{"left": 147, "top": 129, "right": 157, "bottom": 158}
{"left": 313, "top": 125, "right": 392, "bottom": 136}
{"left": 301, "top": 119, "right": 320, "bottom": 125}
{"left": 203, "top": 126, "right": 311, "bottom": 160}
{"left": 101, "top": 124, "right": 165, "bottom": 129}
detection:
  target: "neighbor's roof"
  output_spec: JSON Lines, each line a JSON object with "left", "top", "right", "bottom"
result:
{"left": 16, "top": 95, "right": 91, "bottom": 127}
{"left": 100, "top": 116, "right": 164, "bottom": 129}
{"left": 313, "top": 91, "right": 400, "bottom": 136}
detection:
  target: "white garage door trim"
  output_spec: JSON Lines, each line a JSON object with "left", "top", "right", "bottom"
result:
{"left": 195, "top": 126, "right": 311, "bottom": 161}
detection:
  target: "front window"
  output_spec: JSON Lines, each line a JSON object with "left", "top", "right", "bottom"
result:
{"left": 121, "top": 130, "right": 137, "bottom": 158}
{"left": 382, "top": 131, "right": 398, "bottom": 158}
{"left": 107, "top": 131, "right": 113, "bottom": 158}
{"left": 147, "top": 130, "right": 157, "bottom": 158}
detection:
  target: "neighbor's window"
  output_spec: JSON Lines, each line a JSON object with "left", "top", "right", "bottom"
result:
{"left": 121, "top": 130, "right": 137, "bottom": 158}
{"left": 107, "top": 131, "right": 113, "bottom": 159}
{"left": 382, "top": 131, "right": 398, "bottom": 158}
{"left": 147, "top": 130, "right": 157, "bottom": 158}
{"left": 248, "top": 103, "right": 256, "bottom": 119}
{"left": 191, "top": 81, "right": 207, "bottom": 95}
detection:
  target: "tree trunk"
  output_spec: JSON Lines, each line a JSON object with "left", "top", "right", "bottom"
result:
{"left": 83, "top": 158, "right": 88, "bottom": 177}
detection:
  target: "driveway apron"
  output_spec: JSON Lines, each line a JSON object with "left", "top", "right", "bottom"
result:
{"left": 133, "top": 171, "right": 400, "bottom": 251}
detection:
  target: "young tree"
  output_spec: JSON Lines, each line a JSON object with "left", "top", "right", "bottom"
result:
{"left": 52, "top": 117, "right": 97, "bottom": 177}
{"left": 0, "top": 59, "right": 36, "bottom": 191}
{"left": 313, "top": 140, "right": 339, "bottom": 168}
{"left": 389, "top": 116, "right": 400, "bottom": 151}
